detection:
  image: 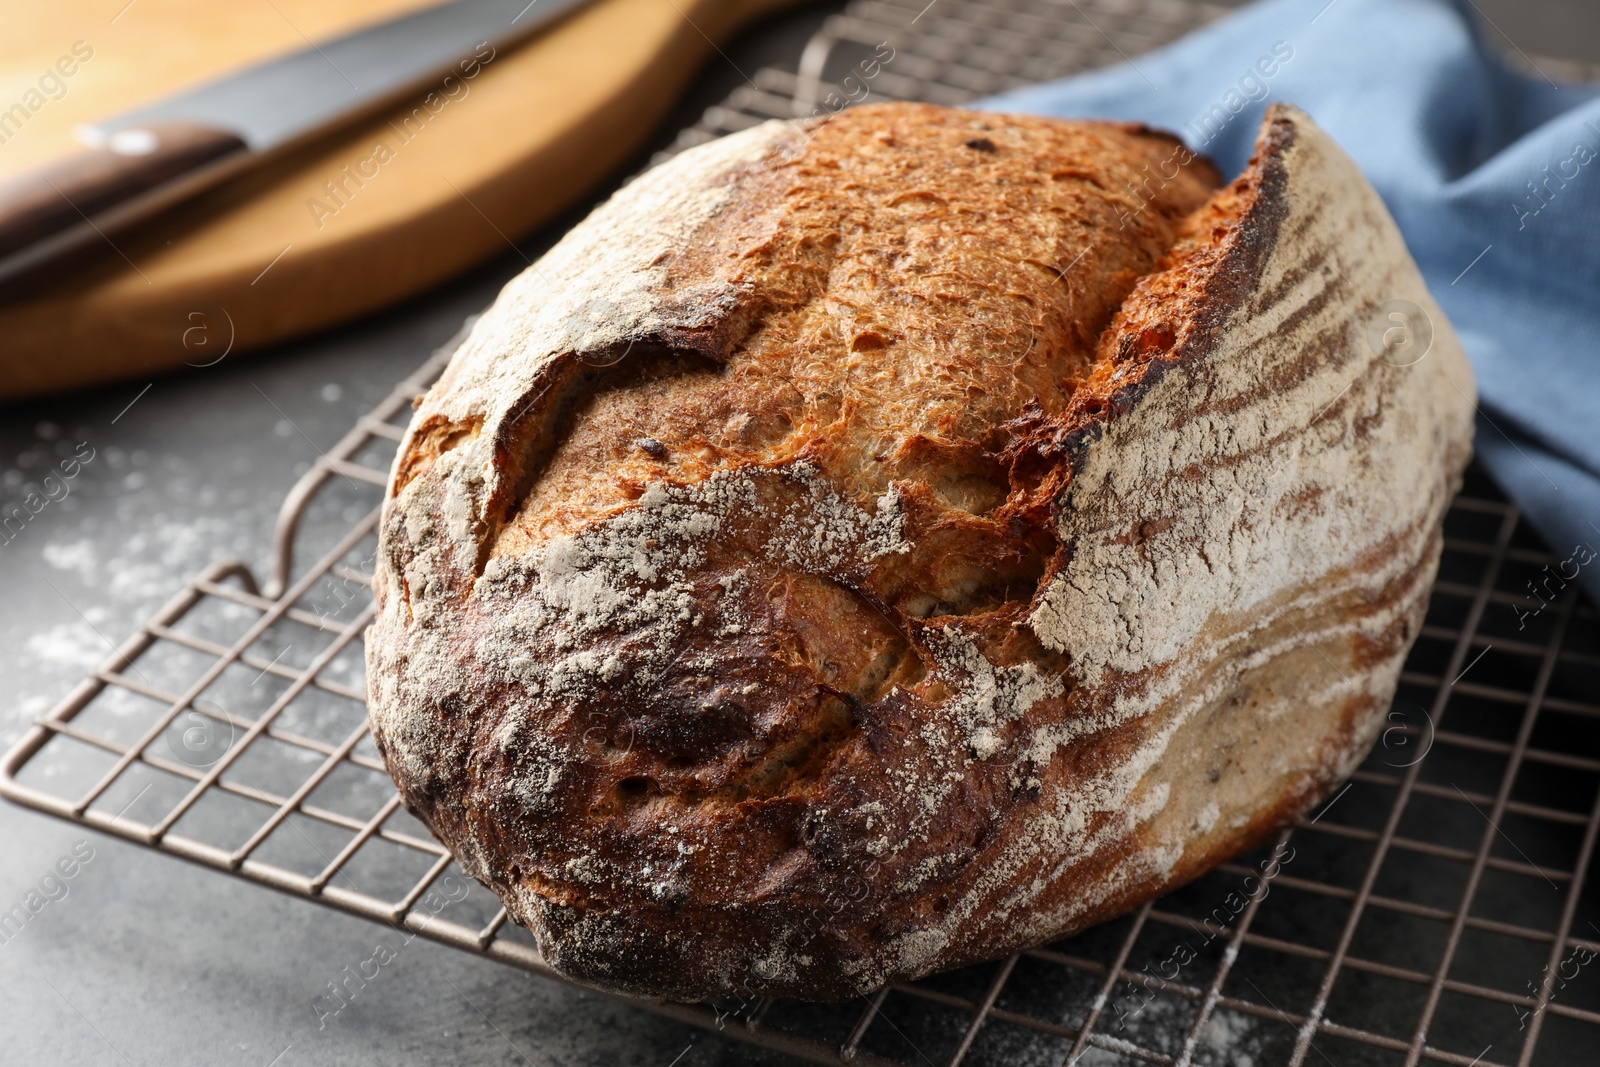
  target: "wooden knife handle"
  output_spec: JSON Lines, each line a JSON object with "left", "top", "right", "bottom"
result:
{"left": 0, "top": 121, "right": 247, "bottom": 260}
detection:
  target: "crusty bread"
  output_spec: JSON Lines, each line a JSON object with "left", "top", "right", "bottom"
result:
{"left": 366, "top": 101, "right": 1475, "bottom": 1001}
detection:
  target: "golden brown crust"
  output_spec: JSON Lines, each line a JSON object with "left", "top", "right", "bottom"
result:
{"left": 365, "top": 103, "right": 1475, "bottom": 1001}
{"left": 495, "top": 106, "right": 1218, "bottom": 550}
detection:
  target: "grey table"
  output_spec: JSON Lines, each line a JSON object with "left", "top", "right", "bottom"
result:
{"left": 2, "top": 2, "right": 1596, "bottom": 1065}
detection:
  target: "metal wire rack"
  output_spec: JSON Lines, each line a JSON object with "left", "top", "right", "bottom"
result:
{"left": 6, "top": 0, "right": 1600, "bottom": 1063}
{"left": 654, "top": 0, "right": 1228, "bottom": 165}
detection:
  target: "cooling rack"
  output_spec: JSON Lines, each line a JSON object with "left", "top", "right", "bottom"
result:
{"left": 6, "top": 0, "right": 1600, "bottom": 1063}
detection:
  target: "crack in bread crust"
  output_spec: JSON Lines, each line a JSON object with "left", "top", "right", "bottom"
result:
{"left": 366, "top": 102, "right": 1475, "bottom": 1001}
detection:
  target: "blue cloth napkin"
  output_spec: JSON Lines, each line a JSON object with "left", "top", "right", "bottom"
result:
{"left": 984, "top": 0, "right": 1600, "bottom": 607}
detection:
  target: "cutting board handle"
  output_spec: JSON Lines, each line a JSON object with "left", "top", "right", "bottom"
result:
{"left": 0, "top": 121, "right": 247, "bottom": 261}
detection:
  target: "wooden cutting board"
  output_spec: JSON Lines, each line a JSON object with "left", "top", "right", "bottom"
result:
{"left": 0, "top": 0, "right": 801, "bottom": 400}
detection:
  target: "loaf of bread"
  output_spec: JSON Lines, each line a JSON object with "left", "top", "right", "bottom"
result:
{"left": 366, "top": 101, "right": 1475, "bottom": 1001}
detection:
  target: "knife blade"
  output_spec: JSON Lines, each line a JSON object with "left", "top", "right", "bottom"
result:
{"left": 0, "top": 0, "right": 594, "bottom": 289}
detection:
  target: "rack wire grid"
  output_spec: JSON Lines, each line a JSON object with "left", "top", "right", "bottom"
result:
{"left": 6, "top": 0, "right": 1600, "bottom": 1064}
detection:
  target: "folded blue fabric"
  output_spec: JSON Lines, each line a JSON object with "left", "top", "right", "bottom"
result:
{"left": 984, "top": 0, "right": 1600, "bottom": 607}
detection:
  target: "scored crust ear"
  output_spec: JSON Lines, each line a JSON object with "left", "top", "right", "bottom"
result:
{"left": 999, "top": 102, "right": 1475, "bottom": 950}
{"left": 1036, "top": 101, "right": 1474, "bottom": 696}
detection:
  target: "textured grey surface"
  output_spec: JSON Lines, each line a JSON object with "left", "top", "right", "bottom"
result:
{"left": 1465, "top": 0, "right": 1600, "bottom": 66}
{"left": 2, "top": 1, "right": 1597, "bottom": 1065}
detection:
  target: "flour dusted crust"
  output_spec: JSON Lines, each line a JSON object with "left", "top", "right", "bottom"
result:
{"left": 366, "top": 102, "right": 1475, "bottom": 1001}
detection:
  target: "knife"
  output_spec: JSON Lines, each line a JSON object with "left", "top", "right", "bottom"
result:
{"left": 0, "top": 0, "right": 595, "bottom": 289}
